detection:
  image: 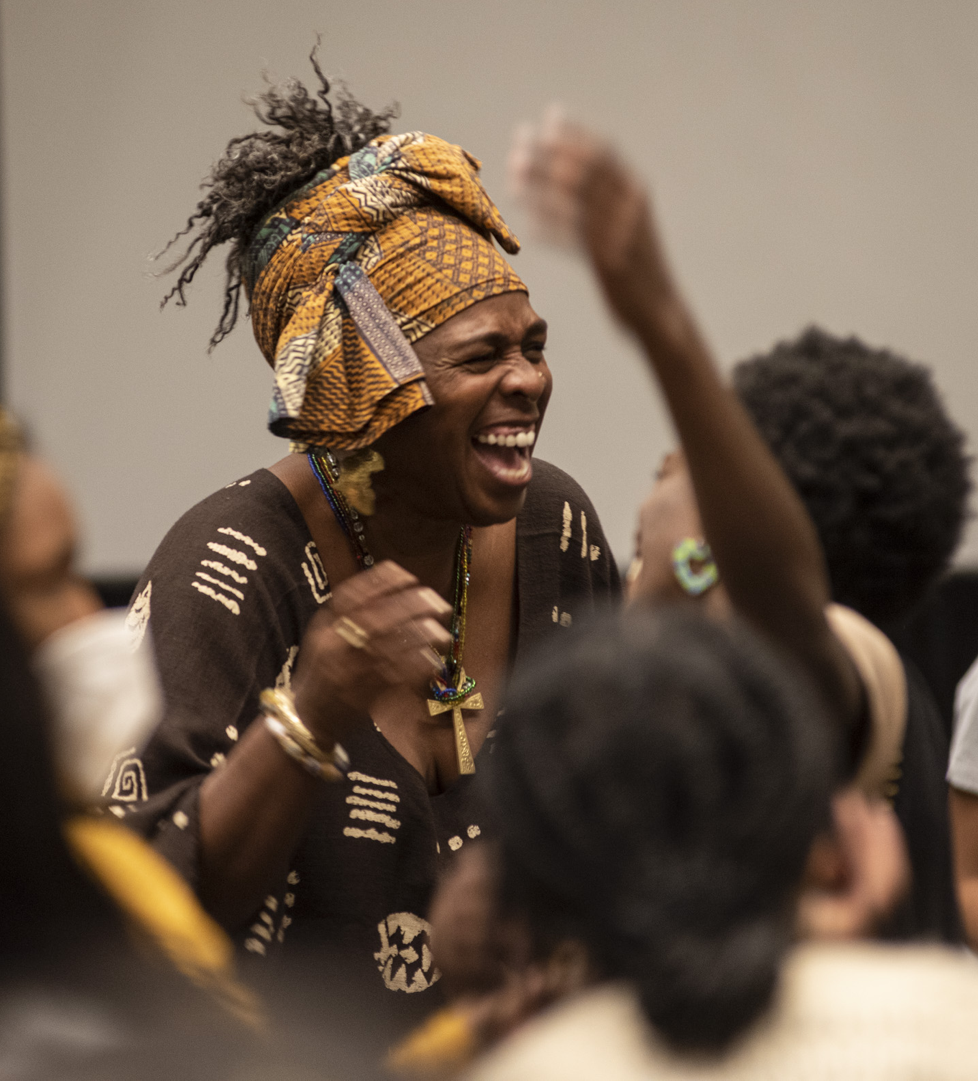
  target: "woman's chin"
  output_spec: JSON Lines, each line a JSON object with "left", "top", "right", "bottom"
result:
{"left": 461, "top": 449, "right": 533, "bottom": 524}
{"left": 461, "top": 483, "right": 529, "bottom": 528}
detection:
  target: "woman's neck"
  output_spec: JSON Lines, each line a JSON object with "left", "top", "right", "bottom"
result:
{"left": 268, "top": 451, "right": 466, "bottom": 599}
{"left": 364, "top": 495, "right": 464, "bottom": 599}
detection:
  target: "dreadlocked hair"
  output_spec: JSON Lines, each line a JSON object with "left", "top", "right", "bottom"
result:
{"left": 158, "top": 44, "right": 398, "bottom": 350}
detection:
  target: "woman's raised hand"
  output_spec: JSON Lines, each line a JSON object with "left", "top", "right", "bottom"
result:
{"left": 291, "top": 561, "right": 453, "bottom": 741}
{"left": 509, "top": 108, "right": 679, "bottom": 341}
{"left": 510, "top": 111, "right": 865, "bottom": 745}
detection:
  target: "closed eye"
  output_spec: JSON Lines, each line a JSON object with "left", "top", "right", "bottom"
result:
{"left": 458, "top": 353, "right": 498, "bottom": 371}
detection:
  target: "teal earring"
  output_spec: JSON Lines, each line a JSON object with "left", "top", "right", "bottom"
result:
{"left": 671, "top": 537, "right": 719, "bottom": 596}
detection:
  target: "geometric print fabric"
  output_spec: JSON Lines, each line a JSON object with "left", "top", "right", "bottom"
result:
{"left": 247, "top": 132, "right": 527, "bottom": 450}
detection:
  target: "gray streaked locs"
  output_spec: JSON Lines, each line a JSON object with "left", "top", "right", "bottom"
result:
{"left": 158, "top": 42, "right": 398, "bottom": 350}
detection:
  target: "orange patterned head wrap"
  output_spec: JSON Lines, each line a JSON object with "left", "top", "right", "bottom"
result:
{"left": 245, "top": 132, "right": 527, "bottom": 449}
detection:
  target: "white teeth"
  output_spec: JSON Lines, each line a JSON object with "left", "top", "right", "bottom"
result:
{"left": 475, "top": 431, "right": 536, "bottom": 447}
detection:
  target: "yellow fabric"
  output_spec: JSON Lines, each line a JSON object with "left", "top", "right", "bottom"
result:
{"left": 389, "top": 1005, "right": 478, "bottom": 1076}
{"left": 248, "top": 131, "right": 526, "bottom": 450}
{"left": 826, "top": 603, "right": 907, "bottom": 799}
{"left": 0, "top": 407, "right": 23, "bottom": 525}
{"left": 64, "top": 815, "right": 261, "bottom": 1027}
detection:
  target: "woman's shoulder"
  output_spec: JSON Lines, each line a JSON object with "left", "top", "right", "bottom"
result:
{"left": 158, "top": 469, "right": 305, "bottom": 546}
{"left": 764, "top": 942, "right": 978, "bottom": 1072}
{"left": 143, "top": 469, "right": 310, "bottom": 578}
{"left": 519, "top": 458, "right": 617, "bottom": 572}
{"left": 521, "top": 459, "right": 599, "bottom": 522}
{"left": 513, "top": 461, "right": 621, "bottom": 644}
{"left": 132, "top": 467, "right": 328, "bottom": 631}
{"left": 467, "top": 984, "right": 650, "bottom": 1081}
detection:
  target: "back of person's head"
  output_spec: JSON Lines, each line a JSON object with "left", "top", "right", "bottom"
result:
{"left": 733, "top": 327, "right": 970, "bottom": 626}
{"left": 487, "top": 609, "right": 834, "bottom": 1053}
{"left": 0, "top": 598, "right": 120, "bottom": 969}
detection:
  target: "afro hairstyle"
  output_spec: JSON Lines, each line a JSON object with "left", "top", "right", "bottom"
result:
{"left": 733, "top": 327, "right": 970, "bottom": 626}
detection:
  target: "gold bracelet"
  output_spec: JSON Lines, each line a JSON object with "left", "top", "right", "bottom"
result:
{"left": 259, "top": 688, "right": 350, "bottom": 781}
{"left": 264, "top": 716, "right": 345, "bottom": 782}
{"left": 260, "top": 687, "right": 326, "bottom": 761}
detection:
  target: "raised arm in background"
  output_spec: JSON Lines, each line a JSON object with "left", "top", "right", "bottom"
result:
{"left": 510, "top": 115, "right": 864, "bottom": 741}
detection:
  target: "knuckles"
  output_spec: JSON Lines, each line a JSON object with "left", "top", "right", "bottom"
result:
{"left": 294, "top": 567, "right": 450, "bottom": 718}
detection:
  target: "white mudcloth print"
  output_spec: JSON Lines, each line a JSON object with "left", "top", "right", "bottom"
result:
{"left": 374, "top": 912, "right": 440, "bottom": 992}
{"left": 125, "top": 581, "right": 152, "bottom": 650}
{"left": 190, "top": 525, "right": 269, "bottom": 616}
{"left": 122, "top": 463, "right": 619, "bottom": 1022}
{"left": 344, "top": 771, "right": 401, "bottom": 845}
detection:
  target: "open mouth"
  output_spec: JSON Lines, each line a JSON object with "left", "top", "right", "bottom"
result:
{"left": 471, "top": 426, "right": 536, "bottom": 487}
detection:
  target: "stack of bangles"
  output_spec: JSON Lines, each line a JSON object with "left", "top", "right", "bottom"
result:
{"left": 260, "top": 687, "right": 350, "bottom": 783}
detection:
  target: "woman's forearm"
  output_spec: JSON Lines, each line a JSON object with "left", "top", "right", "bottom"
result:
{"left": 636, "top": 296, "right": 826, "bottom": 620}
{"left": 198, "top": 720, "right": 321, "bottom": 930}
{"left": 631, "top": 290, "right": 862, "bottom": 723}
{"left": 510, "top": 118, "right": 863, "bottom": 727}
{"left": 574, "top": 154, "right": 842, "bottom": 654}
{"left": 196, "top": 563, "right": 451, "bottom": 931}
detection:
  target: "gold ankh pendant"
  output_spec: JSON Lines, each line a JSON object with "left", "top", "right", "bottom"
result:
{"left": 427, "top": 671, "right": 483, "bottom": 775}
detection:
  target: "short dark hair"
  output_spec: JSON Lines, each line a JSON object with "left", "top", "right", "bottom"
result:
{"left": 733, "top": 327, "right": 971, "bottom": 626}
{"left": 160, "top": 45, "right": 397, "bottom": 349}
{"left": 487, "top": 609, "right": 833, "bottom": 1054}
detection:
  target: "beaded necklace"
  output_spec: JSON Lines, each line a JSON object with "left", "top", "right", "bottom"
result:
{"left": 309, "top": 450, "right": 375, "bottom": 568}
{"left": 308, "top": 451, "right": 481, "bottom": 773}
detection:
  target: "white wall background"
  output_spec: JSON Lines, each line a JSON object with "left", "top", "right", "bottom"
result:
{"left": 2, "top": 0, "right": 977, "bottom": 575}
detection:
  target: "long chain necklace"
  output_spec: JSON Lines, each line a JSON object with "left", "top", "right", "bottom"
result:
{"left": 308, "top": 451, "right": 482, "bottom": 774}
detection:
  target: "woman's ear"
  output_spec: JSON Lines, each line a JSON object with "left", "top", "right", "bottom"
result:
{"left": 796, "top": 788, "right": 910, "bottom": 940}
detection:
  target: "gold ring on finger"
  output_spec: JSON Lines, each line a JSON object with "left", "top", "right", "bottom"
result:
{"left": 334, "top": 615, "right": 370, "bottom": 650}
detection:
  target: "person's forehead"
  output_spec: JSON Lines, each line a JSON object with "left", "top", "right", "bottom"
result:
{"left": 429, "top": 292, "right": 544, "bottom": 346}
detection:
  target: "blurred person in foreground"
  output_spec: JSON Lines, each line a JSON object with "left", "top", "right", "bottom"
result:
{"left": 513, "top": 110, "right": 968, "bottom": 946}
{"left": 429, "top": 611, "right": 978, "bottom": 1081}
{"left": 0, "top": 409, "right": 396, "bottom": 1078}
{"left": 734, "top": 329, "right": 969, "bottom": 943}
{"left": 389, "top": 114, "right": 943, "bottom": 1075}
{"left": 0, "top": 410, "right": 262, "bottom": 1079}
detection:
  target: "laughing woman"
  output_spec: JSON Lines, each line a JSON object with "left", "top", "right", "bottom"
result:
{"left": 121, "top": 59, "right": 618, "bottom": 1035}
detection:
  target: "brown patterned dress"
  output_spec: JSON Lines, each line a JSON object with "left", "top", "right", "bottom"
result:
{"left": 116, "top": 459, "right": 619, "bottom": 1037}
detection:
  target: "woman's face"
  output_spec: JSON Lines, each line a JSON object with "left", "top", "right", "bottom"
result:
{"left": 0, "top": 455, "right": 101, "bottom": 649}
{"left": 627, "top": 451, "right": 720, "bottom": 609}
{"left": 373, "top": 291, "right": 551, "bottom": 526}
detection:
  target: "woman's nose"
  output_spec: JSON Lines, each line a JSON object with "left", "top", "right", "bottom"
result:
{"left": 500, "top": 355, "right": 548, "bottom": 400}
